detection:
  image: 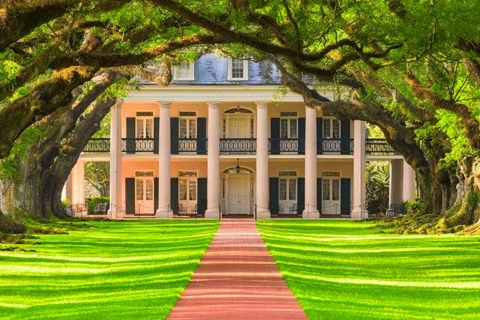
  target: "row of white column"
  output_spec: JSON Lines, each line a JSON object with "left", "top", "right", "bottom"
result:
{"left": 106, "top": 102, "right": 415, "bottom": 219}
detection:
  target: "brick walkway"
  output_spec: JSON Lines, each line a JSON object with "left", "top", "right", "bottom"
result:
{"left": 168, "top": 218, "right": 308, "bottom": 320}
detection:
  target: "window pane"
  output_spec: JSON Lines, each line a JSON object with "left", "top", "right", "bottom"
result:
{"left": 189, "top": 180, "right": 197, "bottom": 200}
{"left": 290, "top": 119, "right": 297, "bottom": 138}
{"left": 145, "top": 119, "right": 153, "bottom": 139}
{"left": 323, "top": 120, "right": 331, "bottom": 139}
{"left": 322, "top": 179, "right": 330, "bottom": 200}
{"left": 189, "top": 119, "right": 197, "bottom": 138}
{"left": 179, "top": 179, "right": 187, "bottom": 200}
{"left": 145, "top": 179, "right": 154, "bottom": 200}
{"left": 280, "top": 119, "right": 288, "bottom": 138}
{"left": 179, "top": 119, "right": 187, "bottom": 138}
{"left": 289, "top": 179, "right": 296, "bottom": 200}
{"left": 279, "top": 179, "right": 287, "bottom": 200}
{"left": 136, "top": 119, "right": 144, "bottom": 138}
{"left": 232, "top": 59, "right": 244, "bottom": 78}
{"left": 136, "top": 179, "right": 144, "bottom": 200}
{"left": 332, "top": 120, "right": 340, "bottom": 139}
{"left": 332, "top": 179, "right": 340, "bottom": 201}
{"left": 177, "top": 62, "right": 191, "bottom": 79}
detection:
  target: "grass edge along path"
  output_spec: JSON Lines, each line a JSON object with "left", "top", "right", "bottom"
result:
{"left": 0, "top": 219, "right": 219, "bottom": 320}
{"left": 256, "top": 219, "right": 480, "bottom": 320}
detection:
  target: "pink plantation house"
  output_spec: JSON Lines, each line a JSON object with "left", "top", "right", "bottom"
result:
{"left": 64, "top": 55, "right": 415, "bottom": 219}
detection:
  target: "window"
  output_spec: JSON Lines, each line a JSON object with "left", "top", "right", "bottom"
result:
{"left": 136, "top": 115, "right": 153, "bottom": 139}
{"left": 323, "top": 118, "right": 341, "bottom": 139}
{"left": 173, "top": 62, "right": 194, "bottom": 80}
{"left": 279, "top": 171, "right": 297, "bottom": 201}
{"left": 322, "top": 172, "right": 341, "bottom": 201}
{"left": 135, "top": 171, "right": 154, "bottom": 201}
{"left": 322, "top": 179, "right": 330, "bottom": 201}
{"left": 179, "top": 113, "right": 197, "bottom": 139}
{"left": 228, "top": 58, "right": 249, "bottom": 80}
{"left": 280, "top": 118, "right": 298, "bottom": 139}
{"left": 179, "top": 171, "right": 197, "bottom": 201}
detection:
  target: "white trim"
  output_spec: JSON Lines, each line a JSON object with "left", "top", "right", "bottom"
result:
{"left": 172, "top": 62, "right": 195, "bottom": 81}
{"left": 227, "top": 58, "right": 249, "bottom": 81}
{"left": 125, "top": 85, "right": 325, "bottom": 102}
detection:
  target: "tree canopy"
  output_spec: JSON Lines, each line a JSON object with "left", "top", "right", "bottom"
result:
{"left": 1, "top": 0, "right": 480, "bottom": 233}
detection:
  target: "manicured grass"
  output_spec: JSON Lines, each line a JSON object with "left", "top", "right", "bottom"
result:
{"left": 257, "top": 220, "right": 480, "bottom": 320}
{"left": 0, "top": 220, "right": 218, "bottom": 320}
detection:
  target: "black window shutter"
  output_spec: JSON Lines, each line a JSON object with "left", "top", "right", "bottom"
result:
{"left": 197, "top": 118, "right": 207, "bottom": 155}
{"left": 271, "top": 118, "right": 280, "bottom": 155}
{"left": 317, "top": 118, "right": 323, "bottom": 154}
{"left": 317, "top": 177, "right": 322, "bottom": 214}
{"left": 154, "top": 177, "right": 159, "bottom": 212}
{"left": 171, "top": 118, "right": 179, "bottom": 154}
{"left": 197, "top": 178, "right": 207, "bottom": 216}
{"left": 153, "top": 117, "right": 159, "bottom": 154}
{"left": 170, "top": 178, "right": 178, "bottom": 214}
{"left": 125, "top": 178, "right": 135, "bottom": 214}
{"left": 126, "top": 118, "right": 135, "bottom": 154}
{"left": 269, "top": 178, "right": 279, "bottom": 214}
{"left": 298, "top": 118, "right": 306, "bottom": 154}
{"left": 341, "top": 178, "right": 351, "bottom": 215}
{"left": 341, "top": 120, "right": 351, "bottom": 154}
{"left": 297, "top": 177, "right": 305, "bottom": 215}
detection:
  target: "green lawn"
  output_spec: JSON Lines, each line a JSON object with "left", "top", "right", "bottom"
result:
{"left": 0, "top": 220, "right": 219, "bottom": 320}
{"left": 257, "top": 220, "right": 480, "bottom": 320}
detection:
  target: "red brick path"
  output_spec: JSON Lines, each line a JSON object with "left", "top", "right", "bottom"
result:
{"left": 167, "top": 218, "right": 308, "bottom": 320}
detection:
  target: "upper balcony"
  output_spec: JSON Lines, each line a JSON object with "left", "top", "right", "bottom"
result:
{"left": 83, "top": 138, "right": 396, "bottom": 155}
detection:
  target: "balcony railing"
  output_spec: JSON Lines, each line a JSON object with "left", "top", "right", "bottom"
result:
{"left": 321, "top": 138, "right": 341, "bottom": 153}
{"left": 83, "top": 138, "right": 110, "bottom": 152}
{"left": 269, "top": 138, "right": 299, "bottom": 153}
{"left": 220, "top": 138, "right": 256, "bottom": 154}
{"left": 178, "top": 138, "right": 198, "bottom": 153}
{"left": 122, "top": 138, "right": 155, "bottom": 153}
{"left": 84, "top": 138, "right": 395, "bottom": 155}
{"left": 365, "top": 139, "right": 396, "bottom": 155}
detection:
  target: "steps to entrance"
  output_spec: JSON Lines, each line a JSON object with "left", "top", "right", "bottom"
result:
{"left": 167, "top": 218, "right": 308, "bottom": 320}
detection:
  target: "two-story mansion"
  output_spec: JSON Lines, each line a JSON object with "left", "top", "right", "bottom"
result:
{"left": 65, "top": 54, "right": 416, "bottom": 219}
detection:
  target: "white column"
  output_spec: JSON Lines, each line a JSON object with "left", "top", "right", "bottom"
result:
{"left": 63, "top": 173, "right": 73, "bottom": 202}
{"left": 351, "top": 120, "right": 366, "bottom": 218}
{"left": 157, "top": 102, "right": 173, "bottom": 219}
{"left": 303, "top": 106, "right": 319, "bottom": 218}
{"left": 72, "top": 159, "right": 85, "bottom": 206}
{"left": 255, "top": 102, "right": 271, "bottom": 219}
{"left": 205, "top": 102, "right": 221, "bottom": 219}
{"left": 387, "top": 159, "right": 404, "bottom": 216}
{"left": 402, "top": 159, "right": 415, "bottom": 202}
{"left": 107, "top": 102, "right": 122, "bottom": 219}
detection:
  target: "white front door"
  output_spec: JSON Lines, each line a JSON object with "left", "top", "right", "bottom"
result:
{"left": 279, "top": 177, "right": 297, "bottom": 214}
{"left": 227, "top": 175, "right": 251, "bottom": 214}
{"left": 322, "top": 178, "right": 341, "bottom": 215}
{"left": 135, "top": 175, "right": 154, "bottom": 214}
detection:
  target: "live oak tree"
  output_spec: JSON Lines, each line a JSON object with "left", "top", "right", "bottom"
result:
{"left": 139, "top": 0, "right": 480, "bottom": 233}
{"left": 0, "top": 0, "right": 225, "bottom": 226}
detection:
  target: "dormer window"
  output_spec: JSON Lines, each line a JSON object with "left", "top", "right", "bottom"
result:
{"left": 173, "top": 62, "right": 195, "bottom": 81}
{"left": 228, "top": 58, "right": 249, "bottom": 81}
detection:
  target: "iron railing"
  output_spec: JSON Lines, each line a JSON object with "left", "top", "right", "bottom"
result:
{"left": 122, "top": 138, "right": 155, "bottom": 153}
{"left": 220, "top": 138, "right": 256, "bottom": 153}
{"left": 83, "top": 138, "right": 110, "bottom": 152}
{"left": 178, "top": 138, "right": 198, "bottom": 152}
{"left": 321, "top": 138, "right": 342, "bottom": 153}
{"left": 269, "top": 138, "right": 299, "bottom": 153}
{"left": 365, "top": 139, "right": 395, "bottom": 155}
{"left": 84, "top": 137, "right": 395, "bottom": 155}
